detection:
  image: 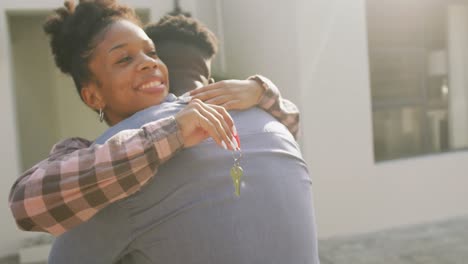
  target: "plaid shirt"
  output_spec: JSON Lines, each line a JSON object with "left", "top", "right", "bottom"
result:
{"left": 8, "top": 75, "right": 299, "bottom": 236}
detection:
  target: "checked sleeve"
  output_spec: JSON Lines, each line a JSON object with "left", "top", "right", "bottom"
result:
{"left": 249, "top": 75, "right": 300, "bottom": 139}
{"left": 9, "top": 116, "right": 183, "bottom": 236}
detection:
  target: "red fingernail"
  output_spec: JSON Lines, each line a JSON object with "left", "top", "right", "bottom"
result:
{"left": 232, "top": 135, "right": 241, "bottom": 149}
{"left": 231, "top": 126, "right": 240, "bottom": 149}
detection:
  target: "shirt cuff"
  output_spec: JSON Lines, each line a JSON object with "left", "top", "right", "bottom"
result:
{"left": 143, "top": 116, "right": 185, "bottom": 160}
{"left": 248, "top": 74, "right": 280, "bottom": 109}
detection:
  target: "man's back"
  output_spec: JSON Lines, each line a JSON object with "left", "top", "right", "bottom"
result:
{"left": 49, "top": 102, "right": 319, "bottom": 264}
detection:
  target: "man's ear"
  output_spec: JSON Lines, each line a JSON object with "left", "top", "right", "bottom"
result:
{"left": 81, "top": 83, "right": 105, "bottom": 111}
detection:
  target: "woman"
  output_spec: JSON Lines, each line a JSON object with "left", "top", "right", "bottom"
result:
{"left": 9, "top": 0, "right": 300, "bottom": 236}
{"left": 9, "top": 0, "right": 237, "bottom": 235}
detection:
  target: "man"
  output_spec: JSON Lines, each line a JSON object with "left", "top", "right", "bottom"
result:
{"left": 48, "top": 15, "right": 318, "bottom": 263}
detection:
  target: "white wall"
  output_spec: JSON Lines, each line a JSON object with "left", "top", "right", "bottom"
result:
{"left": 296, "top": 0, "right": 468, "bottom": 237}
{"left": 0, "top": 6, "right": 27, "bottom": 258}
{"left": 190, "top": 0, "right": 226, "bottom": 77}
{"left": 220, "top": 1, "right": 301, "bottom": 105}
{"left": 447, "top": 5, "right": 468, "bottom": 149}
{"left": 52, "top": 66, "right": 108, "bottom": 140}
{"left": 10, "top": 14, "right": 60, "bottom": 171}
{"left": 218, "top": 0, "right": 468, "bottom": 238}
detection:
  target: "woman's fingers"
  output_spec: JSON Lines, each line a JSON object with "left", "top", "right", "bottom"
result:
{"left": 221, "top": 99, "right": 242, "bottom": 111}
{"left": 207, "top": 104, "right": 235, "bottom": 139}
{"left": 191, "top": 88, "right": 226, "bottom": 102}
{"left": 176, "top": 99, "right": 237, "bottom": 150}
{"left": 195, "top": 110, "right": 224, "bottom": 146}
{"left": 205, "top": 95, "right": 231, "bottom": 106}
{"left": 191, "top": 101, "right": 235, "bottom": 149}
{"left": 189, "top": 79, "right": 263, "bottom": 111}
{"left": 190, "top": 81, "right": 225, "bottom": 96}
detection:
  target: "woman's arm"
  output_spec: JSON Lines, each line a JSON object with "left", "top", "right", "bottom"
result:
{"left": 9, "top": 116, "right": 184, "bottom": 236}
{"left": 9, "top": 100, "right": 235, "bottom": 236}
{"left": 189, "top": 75, "right": 300, "bottom": 139}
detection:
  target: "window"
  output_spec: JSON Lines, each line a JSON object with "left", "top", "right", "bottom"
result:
{"left": 367, "top": 0, "right": 468, "bottom": 161}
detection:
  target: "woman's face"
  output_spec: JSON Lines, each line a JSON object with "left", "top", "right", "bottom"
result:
{"left": 84, "top": 19, "right": 169, "bottom": 125}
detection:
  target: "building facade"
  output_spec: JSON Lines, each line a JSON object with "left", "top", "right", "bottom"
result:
{"left": 1, "top": 0, "right": 468, "bottom": 258}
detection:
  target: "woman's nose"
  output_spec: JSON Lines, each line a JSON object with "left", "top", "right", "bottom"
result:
{"left": 139, "top": 54, "right": 158, "bottom": 71}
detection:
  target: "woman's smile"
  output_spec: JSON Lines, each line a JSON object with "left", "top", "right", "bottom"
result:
{"left": 136, "top": 76, "right": 167, "bottom": 94}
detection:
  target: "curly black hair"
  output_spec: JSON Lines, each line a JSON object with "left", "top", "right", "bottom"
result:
{"left": 43, "top": 0, "right": 141, "bottom": 98}
{"left": 144, "top": 15, "right": 218, "bottom": 59}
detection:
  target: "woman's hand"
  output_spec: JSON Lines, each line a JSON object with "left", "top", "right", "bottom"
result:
{"left": 189, "top": 79, "right": 264, "bottom": 111}
{"left": 175, "top": 99, "right": 238, "bottom": 150}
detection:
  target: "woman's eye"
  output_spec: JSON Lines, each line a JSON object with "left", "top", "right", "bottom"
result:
{"left": 117, "top": 56, "right": 132, "bottom": 64}
{"left": 147, "top": 50, "right": 157, "bottom": 57}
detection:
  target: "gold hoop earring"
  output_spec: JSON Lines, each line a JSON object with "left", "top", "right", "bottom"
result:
{"left": 99, "top": 108, "right": 104, "bottom": 123}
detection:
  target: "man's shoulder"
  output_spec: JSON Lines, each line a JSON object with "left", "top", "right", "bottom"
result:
{"left": 231, "top": 107, "right": 293, "bottom": 139}
{"left": 95, "top": 102, "right": 185, "bottom": 144}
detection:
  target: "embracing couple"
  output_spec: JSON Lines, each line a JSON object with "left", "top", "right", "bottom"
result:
{"left": 9, "top": 0, "right": 319, "bottom": 263}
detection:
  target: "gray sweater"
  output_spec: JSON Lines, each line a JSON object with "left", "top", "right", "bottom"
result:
{"left": 49, "top": 96, "right": 319, "bottom": 264}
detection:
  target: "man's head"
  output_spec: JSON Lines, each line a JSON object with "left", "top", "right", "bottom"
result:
{"left": 144, "top": 15, "right": 218, "bottom": 95}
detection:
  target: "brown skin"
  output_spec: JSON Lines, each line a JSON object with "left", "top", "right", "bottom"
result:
{"left": 81, "top": 20, "right": 169, "bottom": 126}
{"left": 190, "top": 79, "right": 264, "bottom": 110}
{"left": 155, "top": 42, "right": 264, "bottom": 109}
{"left": 80, "top": 19, "right": 236, "bottom": 150}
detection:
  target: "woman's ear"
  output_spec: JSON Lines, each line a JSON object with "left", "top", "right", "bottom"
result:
{"left": 81, "top": 83, "right": 105, "bottom": 111}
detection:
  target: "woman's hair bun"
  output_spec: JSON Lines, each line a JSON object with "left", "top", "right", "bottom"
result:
{"left": 43, "top": 0, "right": 76, "bottom": 74}
{"left": 42, "top": 0, "right": 140, "bottom": 93}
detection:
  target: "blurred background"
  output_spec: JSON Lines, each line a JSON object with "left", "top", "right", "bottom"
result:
{"left": 1, "top": 0, "right": 468, "bottom": 263}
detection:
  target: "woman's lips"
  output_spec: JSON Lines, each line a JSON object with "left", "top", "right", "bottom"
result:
{"left": 137, "top": 80, "right": 166, "bottom": 94}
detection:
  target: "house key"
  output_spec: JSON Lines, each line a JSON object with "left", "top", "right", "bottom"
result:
{"left": 230, "top": 163, "right": 243, "bottom": 196}
{"left": 230, "top": 150, "right": 243, "bottom": 196}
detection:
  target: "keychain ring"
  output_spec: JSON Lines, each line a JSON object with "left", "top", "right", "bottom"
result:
{"left": 232, "top": 149, "right": 242, "bottom": 164}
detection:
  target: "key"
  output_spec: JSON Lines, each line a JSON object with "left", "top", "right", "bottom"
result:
{"left": 230, "top": 165, "right": 244, "bottom": 197}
